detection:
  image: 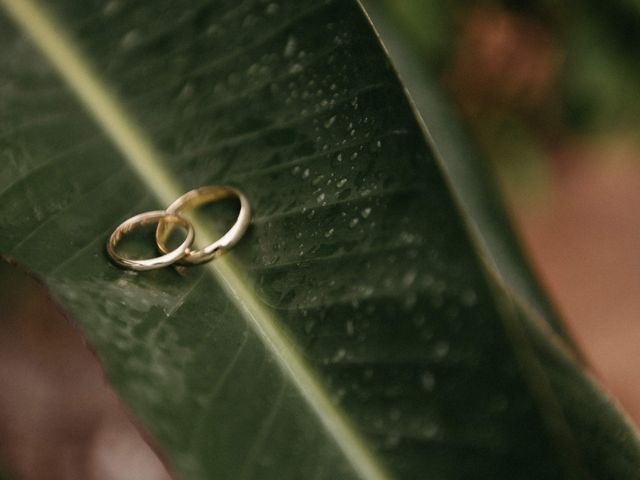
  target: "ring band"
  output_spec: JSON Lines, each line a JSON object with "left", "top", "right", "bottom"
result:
{"left": 107, "top": 210, "right": 195, "bottom": 271}
{"left": 155, "top": 185, "right": 251, "bottom": 265}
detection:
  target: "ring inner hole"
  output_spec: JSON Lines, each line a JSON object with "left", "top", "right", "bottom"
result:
{"left": 163, "top": 197, "right": 240, "bottom": 249}
{"left": 119, "top": 219, "right": 188, "bottom": 259}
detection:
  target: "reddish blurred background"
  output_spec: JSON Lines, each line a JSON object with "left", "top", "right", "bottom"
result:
{"left": 0, "top": 263, "right": 172, "bottom": 480}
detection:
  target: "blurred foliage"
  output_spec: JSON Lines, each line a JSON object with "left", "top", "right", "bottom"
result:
{"left": 374, "top": 0, "right": 640, "bottom": 195}
{"left": 378, "top": 0, "right": 640, "bottom": 132}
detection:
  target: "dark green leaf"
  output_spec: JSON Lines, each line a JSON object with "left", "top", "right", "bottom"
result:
{"left": 0, "top": 1, "right": 638, "bottom": 479}
{"left": 362, "top": 0, "right": 570, "bottom": 345}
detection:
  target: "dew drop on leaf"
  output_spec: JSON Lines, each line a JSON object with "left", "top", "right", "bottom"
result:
{"left": 332, "top": 349, "right": 346, "bottom": 363}
{"left": 369, "top": 139, "right": 382, "bottom": 153}
{"left": 284, "top": 36, "right": 297, "bottom": 57}
{"left": 266, "top": 2, "right": 279, "bottom": 15}
{"left": 289, "top": 63, "right": 303, "bottom": 74}
{"left": 422, "top": 423, "right": 439, "bottom": 439}
{"left": 403, "top": 270, "right": 417, "bottom": 287}
{"left": 420, "top": 371, "right": 436, "bottom": 391}
{"left": 346, "top": 320, "right": 354, "bottom": 335}
{"left": 461, "top": 288, "right": 478, "bottom": 306}
{"left": 121, "top": 29, "right": 142, "bottom": 49}
{"left": 432, "top": 341, "right": 450, "bottom": 360}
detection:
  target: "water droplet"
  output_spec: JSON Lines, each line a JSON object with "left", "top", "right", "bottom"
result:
{"left": 324, "top": 115, "right": 336, "bottom": 128}
{"left": 402, "top": 270, "right": 417, "bottom": 287}
{"left": 433, "top": 341, "right": 449, "bottom": 360}
{"left": 102, "top": 0, "right": 120, "bottom": 16}
{"left": 121, "top": 29, "right": 142, "bottom": 49}
{"left": 349, "top": 218, "right": 359, "bottom": 228}
{"left": 345, "top": 320, "right": 355, "bottom": 336}
{"left": 362, "top": 286, "right": 374, "bottom": 297}
{"left": 302, "top": 168, "right": 310, "bottom": 178}
{"left": 420, "top": 371, "right": 436, "bottom": 391}
{"left": 317, "top": 193, "right": 326, "bottom": 203}
{"left": 247, "top": 63, "right": 260, "bottom": 76}
{"left": 361, "top": 207, "right": 372, "bottom": 219}
{"left": 336, "top": 178, "right": 348, "bottom": 188}
{"left": 332, "top": 349, "right": 346, "bottom": 362}
{"left": 266, "top": 2, "right": 279, "bottom": 15}
{"left": 242, "top": 14, "right": 257, "bottom": 27}
{"left": 284, "top": 36, "right": 297, "bottom": 57}
{"left": 422, "top": 423, "right": 438, "bottom": 439}
{"left": 369, "top": 139, "right": 382, "bottom": 153}
{"left": 324, "top": 227, "right": 334, "bottom": 238}
{"left": 399, "top": 231, "right": 416, "bottom": 244}
{"left": 289, "top": 63, "right": 304, "bottom": 74}
{"left": 292, "top": 165, "right": 301, "bottom": 175}
{"left": 176, "top": 82, "right": 195, "bottom": 101}
{"left": 461, "top": 288, "right": 477, "bottom": 306}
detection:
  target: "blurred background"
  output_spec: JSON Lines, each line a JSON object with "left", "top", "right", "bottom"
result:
{"left": 1, "top": 0, "right": 639, "bottom": 478}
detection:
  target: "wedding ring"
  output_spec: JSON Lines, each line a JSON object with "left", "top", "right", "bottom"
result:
{"left": 155, "top": 185, "right": 251, "bottom": 265}
{"left": 107, "top": 210, "right": 195, "bottom": 271}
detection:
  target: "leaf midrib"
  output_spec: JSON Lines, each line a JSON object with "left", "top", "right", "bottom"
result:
{"left": 0, "top": 1, "right": 391, "bottom": 479}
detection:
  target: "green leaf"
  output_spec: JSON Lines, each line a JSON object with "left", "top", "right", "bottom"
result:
{"left": 0, "top": 1, "right": 638, "bottom": 479}
{"left": 361, "top": 0, "right": 570, "bottom": 345}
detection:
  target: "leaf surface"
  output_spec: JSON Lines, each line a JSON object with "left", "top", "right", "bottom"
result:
{"left": 0, "top": 1, "right": 638, "bottom": 479}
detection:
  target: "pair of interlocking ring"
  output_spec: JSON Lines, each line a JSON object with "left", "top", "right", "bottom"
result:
{"left": 106, "top": 185, "right": 250, "bottom": 271}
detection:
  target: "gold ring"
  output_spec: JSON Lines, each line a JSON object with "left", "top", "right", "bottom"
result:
{"left": 107, "top": 210, "right": 195, "bottom": 271}
{"left": 155, "top": 185, "right": 251, "bottom": 265}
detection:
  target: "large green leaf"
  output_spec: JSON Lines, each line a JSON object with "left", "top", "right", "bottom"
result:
{"left": 0, "top": 0, "right": 638, "bottom": 479}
